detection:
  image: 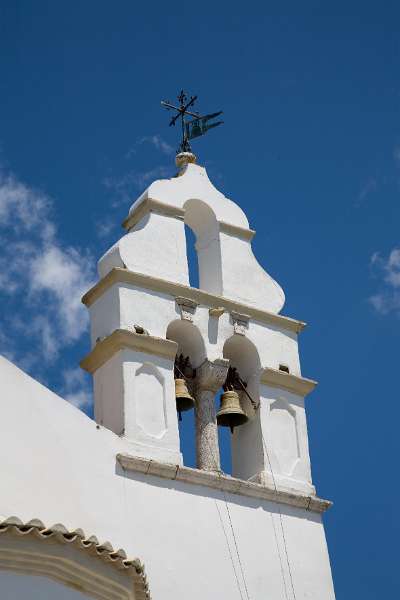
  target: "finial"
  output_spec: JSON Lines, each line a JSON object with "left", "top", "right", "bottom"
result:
{"left": 175, "top": 151, "right": 197, "bottom": 172}
{"left": 161, "top": 90, "right": 223, "bottom": 155}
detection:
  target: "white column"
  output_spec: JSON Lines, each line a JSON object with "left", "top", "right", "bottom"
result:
{"left": 194, "top": 359, "right": 229, "bottom": 472}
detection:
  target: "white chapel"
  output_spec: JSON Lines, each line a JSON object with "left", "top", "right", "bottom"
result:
{"left": 0, "top": 150, "right": 336, "bottom": 599}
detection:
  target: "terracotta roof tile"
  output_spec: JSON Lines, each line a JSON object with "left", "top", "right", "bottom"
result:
{"left": 0, "top": 516, "right": 150, "bottom": 599}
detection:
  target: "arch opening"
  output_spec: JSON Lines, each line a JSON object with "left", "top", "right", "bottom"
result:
{"left": 166, "top": 320, "right": 206, "bottom": 369}
{"left": 166, "top": 320, "right": 207, "bottom": 468}
{"left": 222, "top": 335, "right": 262, "bottom": 480}
{"left": 223, "top": 335, "right": 261, "bottom": 415}
{"left": 214, "top": 385, "right": 232, "bottom": 475}
{"left": 184, "top": 224, "right": 199, "bottom": 288}
{"left": 184, "top": 199, "right": 222, "bottom": 295}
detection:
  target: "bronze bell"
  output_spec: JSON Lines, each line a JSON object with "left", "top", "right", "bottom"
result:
{"left": 217, "top": 389, "right": 248, "bottom": 433}
{"left": 175, "top": 378, "right": 195, "bottom": 416}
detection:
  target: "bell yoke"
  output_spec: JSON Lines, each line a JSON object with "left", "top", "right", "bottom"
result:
{"left": 174, "top": 358, "right": 249, "bottom": 433}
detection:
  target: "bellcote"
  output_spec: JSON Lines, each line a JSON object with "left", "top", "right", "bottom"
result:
{"left": 98, "top": 154, "right": 285, "bottom": 314}
{"left": 81, "top": 152, "right": 318, "bottom": 499}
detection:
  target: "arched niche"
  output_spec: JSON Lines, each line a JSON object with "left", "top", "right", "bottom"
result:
{"left": 134, "top": 363, "right": 167, "bottom": 440}
{"left": 184, "top": 199, "right": 223, "bottom": 295}
{"left": 223, "top": 335, "right": 263, "bottom": 481}
{"left": 166, "top": 320, "right": 206, "bottom": 369}
{"left": 223, "top": 334, "right": 261, "bottom": 414}
{"left": 0, "top": 519, "right": 149, "bottom": 600}
{"left": 269, "top": 396, "right": 300, "bottom": 476}
{"left": 166, "top": 320, "right": 206, "bottom": 468}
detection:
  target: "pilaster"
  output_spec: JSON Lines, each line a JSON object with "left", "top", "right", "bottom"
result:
{"left": 80, "top": 329, "right": 182, "bottom": 464}
{"left": 257, "top": 368, "right": 317, "bottom": 494}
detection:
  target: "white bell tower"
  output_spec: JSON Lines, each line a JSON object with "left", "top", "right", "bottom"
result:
{"left": 80, "top": 151, "right": 335, "bottom": 599}
{"left": 82, "top": 151, "right": 317, "bottom": 493}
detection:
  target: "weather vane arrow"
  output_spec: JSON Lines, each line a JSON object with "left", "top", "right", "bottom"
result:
{"left": 161, "top": 90, "right": 223, "bottom": 154}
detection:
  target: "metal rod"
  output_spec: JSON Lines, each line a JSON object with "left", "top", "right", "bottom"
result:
{"left": 174, "top": 364, "right": 186, "bottom": 379}
{"left": 161, "top": 101, "right": 202, "bottom": 119}
{"left": 161, "top": 91, "right": 223, "bottom": 154}
{"left": 237, "top": 377, "right": 259, "bottom": 410}
{"left": 169, "top": 95, "right": 198, "bottom": 127}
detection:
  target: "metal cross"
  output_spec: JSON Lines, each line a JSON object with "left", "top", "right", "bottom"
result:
{"left": 161, "top": 90, "right": 223, "bottom": 154}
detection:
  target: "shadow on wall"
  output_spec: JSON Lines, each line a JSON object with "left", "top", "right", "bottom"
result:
{"left": 115, "top": 462, "right": 321, "bottom": 524}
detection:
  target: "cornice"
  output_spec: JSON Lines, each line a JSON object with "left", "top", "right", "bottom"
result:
{"left": 122, "top": 198, "right": 185, "bottom": 230}
{"left": 260, "top": 368, "right": 317, "bottom": 397}
{"left": 117, "top": 454, "right": 331, "bottom": 514}
{"left": 80, "top": 329, "right": 178, "bottom": 374}
{"left": 121, "top": 198, "right": 255, "bottom": 241}
{"left": 219, "top": 221, "right": 255, "bottom": 241}
{"left": 82, "top": 268, "right": 306, "bottom": 334}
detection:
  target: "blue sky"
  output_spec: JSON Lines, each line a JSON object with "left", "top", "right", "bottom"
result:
{"left": 1, "top": 1, "right": 400, "bottom": 597}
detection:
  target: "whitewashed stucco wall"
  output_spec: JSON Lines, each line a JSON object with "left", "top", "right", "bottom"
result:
{"left": 0, "top": 357, "right": 335, "bottom": 600}
{"left": 99, "top": 163, "right": 285, "bottom": 314}
{"left": 89, "top": 284, "right": 301, "bottom": 375}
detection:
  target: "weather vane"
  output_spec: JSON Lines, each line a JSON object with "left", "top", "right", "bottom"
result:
{"left": 161, "top": 90, "right": 223, "bottom": 154}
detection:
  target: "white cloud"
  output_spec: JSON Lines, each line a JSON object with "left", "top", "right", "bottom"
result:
{"left": 31, "top": 316, "right": 59, "bottom": 360}
{"left": 357, "top": 177, "right": 377, "bottom": 205}
{"left": 62, "top": 367, "right": 93, "bottom": 409}
{"left": 0, "top": 169, "right": 94, "bottom": 360}
{"left": 65, "top": 390, "right": 92, "bottom": 409}
{"left": 383, "top": 248, "right": 400, "bottom": 287}
{"left": 29, "top": 245, "right": 93, "bottom": 348}
{"left": 153, "top": 135, "right": 173, "bottom": 155}
{"left": 0, "top": 172, "right": 54, "bottom": 239}
{"left": 96, "top": 219, "right": 116, "bottom": 239}
{"left": 126, "top": 134, "right": 174, "bottom": 158}
{"left": 103, "top": 165, "right": 172, "bottom": 206}
{"left": 103, "top": 134, "right": 175, "bottom": 207}
{"left": 0, "top": 165, "right": 95, "bottom": 373}
{"left": 130, "top": 165, "right": 172, "bottom": 189}
{"left": 369, "top": 248, "right": 400, "bottom": 314}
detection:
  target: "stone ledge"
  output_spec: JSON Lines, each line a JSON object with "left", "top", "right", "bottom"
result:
{"left": 116, "top": 453, "right": 332, "bottom": 514}
{"left": 219, "top": 221, "right": 255, "bottom": 241}
{"left": 260, "top": 368, "right": 317, "bottom": 397}
{"left": 80, "top": 330, "right": 178, "bottom": 374}
{"left": 122, "top": 198, "right": 185, "bottom": 231}
{"left": 82, "top": 268, "right": 306, "bottom": 334}
{"left": 121, "top": 197, "right": 255, "bottom": 241}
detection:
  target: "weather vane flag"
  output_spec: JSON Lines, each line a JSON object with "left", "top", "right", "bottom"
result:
{"left": 161, "top": 90, "right": 223, "bottom": 154}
